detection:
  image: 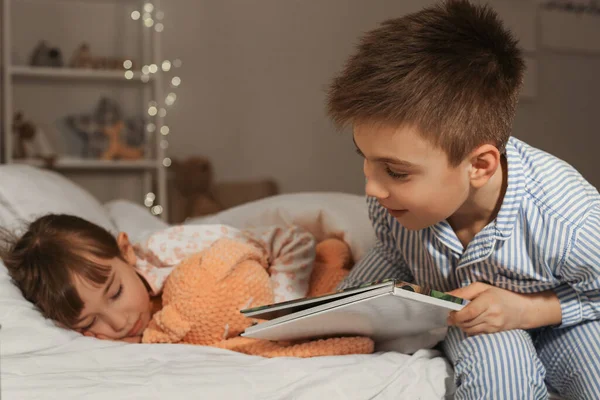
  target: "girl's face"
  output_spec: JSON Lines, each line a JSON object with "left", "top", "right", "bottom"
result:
{"left": 72, "top": 233, "right": 152, "bottom": 340}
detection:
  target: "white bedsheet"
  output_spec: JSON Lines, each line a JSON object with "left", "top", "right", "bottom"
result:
{"left": 4, "top": 339, "right": 454, "bottom": 400}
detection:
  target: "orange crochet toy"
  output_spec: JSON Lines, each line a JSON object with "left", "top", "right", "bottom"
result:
{"left": 141, "top": 237, "right": 374, "bottom": 357}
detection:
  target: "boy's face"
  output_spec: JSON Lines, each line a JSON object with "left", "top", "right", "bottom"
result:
{"left": 72, "top": 234, "right": 152, "bottom": 341}
{"left": 354, "top": 122, "right": 472, "bottom": 230}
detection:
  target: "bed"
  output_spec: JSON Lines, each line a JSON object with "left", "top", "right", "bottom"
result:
{"left": 0, "top": 165, "right": 557, "bottom": 399}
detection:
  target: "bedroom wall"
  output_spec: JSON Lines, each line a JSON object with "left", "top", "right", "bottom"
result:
{"left": 5, "top": 0, "right": 600, "bottom": 201}
{"left": 159, "top": 0, "right": 600, "bottom": 193}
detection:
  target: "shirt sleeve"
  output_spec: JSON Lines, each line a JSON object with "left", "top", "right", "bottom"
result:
{"left": 337, "top": 196, "right": 413, "bottom": 290}
{"left": 555, "top": 204, "right": 600, "bottom": 327}
{"left": 133, "top": 225, "right": 246, "bottom": 295}
{"left": 243, "top": 225, "right": 315, "bottom": 302}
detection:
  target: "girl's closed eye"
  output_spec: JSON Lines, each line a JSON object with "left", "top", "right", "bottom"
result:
{"left": 111, "top": 284, "right": 123, "bottom": 300}
{"left": 82, "top": 317, "right": 96, "bottom": 331}
{"left": 385, "top": 167, "right": 409, "bottom": 180}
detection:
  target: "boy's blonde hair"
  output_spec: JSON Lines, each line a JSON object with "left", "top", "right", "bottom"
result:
{"left": 327, "top": 0, "right": 525, "bottom": 165}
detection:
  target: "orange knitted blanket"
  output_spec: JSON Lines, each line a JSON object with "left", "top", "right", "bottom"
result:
{"left": 142, "top": 237, "right": 374, "bottom": 357}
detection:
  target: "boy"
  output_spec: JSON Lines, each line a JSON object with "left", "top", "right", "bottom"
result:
{"left": 327, "top": 1, "right": 600, "bottom": 399}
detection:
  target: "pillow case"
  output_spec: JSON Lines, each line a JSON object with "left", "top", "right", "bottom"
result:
{"left": 187, "top": 192, "right": 376, "bottom": 261}
{"left": 0, "top": 165, "right": 115, "bottom": 233}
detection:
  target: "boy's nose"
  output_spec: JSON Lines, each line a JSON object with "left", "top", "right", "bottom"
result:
{"left": 363, "top": 160, "right": 389, "bottom": 199}
{"left": 365, "top": 178, "right": 388, "bottom": 199}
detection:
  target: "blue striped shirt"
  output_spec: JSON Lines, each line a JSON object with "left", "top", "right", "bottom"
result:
{"left": 339, "top": 137, "right": 600, "bottom": 328}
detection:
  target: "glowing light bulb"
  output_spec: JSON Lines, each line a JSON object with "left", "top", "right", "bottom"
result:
{"left": 165, "top": 92, "right": 177, "bottom": 106}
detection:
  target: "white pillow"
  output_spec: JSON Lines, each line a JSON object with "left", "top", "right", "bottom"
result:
{"left": 187, "top": 192, "right": 376, "bottom": 261}
{"left": 0, "top": 165, "right": 115, "bottom": 233}
{"left": 104, "top": 199, "right": 170, "bottom": 242}
{"left": 0, "top": 260, "right": 80, "bottom": 356}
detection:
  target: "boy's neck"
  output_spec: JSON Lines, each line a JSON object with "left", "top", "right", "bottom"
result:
{"left": 447, "top": 155, "right": 508, "bottom": 249}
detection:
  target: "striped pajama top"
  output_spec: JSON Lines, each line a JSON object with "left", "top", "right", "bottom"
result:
{"left": 339, "top": 136, "right": 600, "bottom": 328}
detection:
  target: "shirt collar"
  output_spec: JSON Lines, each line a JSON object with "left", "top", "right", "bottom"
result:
{"left": 493, "top": 137, "right": 526, "bottom": 239}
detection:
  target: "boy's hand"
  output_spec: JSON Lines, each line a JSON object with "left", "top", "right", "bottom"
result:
{"left": 446, "top": 282, "right": 562, "bottom": 335}
{"left": 82, "top": 331, "right": 142, "bottom": 343}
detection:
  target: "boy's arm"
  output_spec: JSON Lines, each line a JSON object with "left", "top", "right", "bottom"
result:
{"left": 337, "top": 196, "right": 413, "bottom": 290}
{"left": 553, "top": 204, "right": 600, "bottom": 328}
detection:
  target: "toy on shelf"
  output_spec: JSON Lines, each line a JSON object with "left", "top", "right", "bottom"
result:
{"left": 30, "top": 41, "right": 63, "bottom": 68}
{"left": 12, "top": 112, "right": 56, "bottom": 166}
{"left": 70, "top": 42, "right": 133, "bottom": 70}
{"left": 65, "top": 97, "right": 146, "bottom": 159}
{"left": 168, "top": 156, "right": 279, "bottom": 223}
{"left": 101, "top": 121, "right": 144, "bottom": 161}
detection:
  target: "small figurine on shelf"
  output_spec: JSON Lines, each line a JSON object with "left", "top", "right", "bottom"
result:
{"left": 30, "top": 41, "right": 63, "bottom": 68}
{"left": 70, "top": 42, "right": 132, "bottom": 70}
{"left": 64, "top": 97, "right": 146, "bottom": 159}
{"left": 101, "top": 121, "right": 144, "bottom": 161}
{"left": 69, "top": 43, "right": 95, "bottom": 69}
{"left": 12, "top": 112, "right": 56, "bottom": 166}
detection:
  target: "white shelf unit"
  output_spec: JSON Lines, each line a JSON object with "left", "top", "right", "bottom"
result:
{"left": 10, "top": 65, "right": 155, "bottom": 82}
{"left": 1, "top": 0, "right": 168, "bottom": 221}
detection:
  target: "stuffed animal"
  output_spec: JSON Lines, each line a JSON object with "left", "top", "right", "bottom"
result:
{"left": 168, "top": 157, "right": 223, "bottom": 223}
{"left": 168, "top": 157, "right": 279, "bottom": 223}
{"left": 65, "top": 97, "right": 145, "bottom": 159}
{"left": 69, "top": 43, "right": 94, "bottom": 69}
{"left": 12, "top": 112, "right": 56, "bottom": 165}
{"left": 30, "top": 41, "right": 63, "bottom": 68}
{"left": 101, "top": 121, "right": 144, "bottom": 161}
{"left": 142, "top": 237, "right": 373, "bottom": 357}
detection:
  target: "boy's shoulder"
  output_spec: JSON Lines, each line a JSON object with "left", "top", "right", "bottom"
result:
{"left": 508, "top": 137, "right": 600, "bottom": 227}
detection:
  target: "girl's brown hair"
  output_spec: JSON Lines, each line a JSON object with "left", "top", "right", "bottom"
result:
{"left": 0, "top": 214, "right": 124, "bottom": 327}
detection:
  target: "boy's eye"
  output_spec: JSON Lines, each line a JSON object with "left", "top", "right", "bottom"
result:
{"left": 355, "top": 147, "right": 364, "bottom": 157}
{"left": 385, "top": 167, "right": 409, "bottom": 180}
{"left": 111, "top": 284, "right": 123, "bottom": 300}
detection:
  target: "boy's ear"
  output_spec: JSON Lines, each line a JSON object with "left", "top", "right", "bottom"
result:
{"left": 116, "top": 232, "right": 137, "bottom": 266}
{"left": 467, "top": 144, "right": 501, "bottom": 189}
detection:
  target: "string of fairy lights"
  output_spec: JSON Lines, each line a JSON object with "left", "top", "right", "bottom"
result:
{"left": 123, "top": 3, "right": 181, "bottom": 217}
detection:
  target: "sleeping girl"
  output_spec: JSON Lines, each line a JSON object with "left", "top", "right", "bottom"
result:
{"left": 0, "top": 214, "right": 317, "bottom": 343}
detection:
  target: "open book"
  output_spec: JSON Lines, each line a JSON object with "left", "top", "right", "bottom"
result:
{"left": 241, "top": 279, "right": 468, "bottom": 343}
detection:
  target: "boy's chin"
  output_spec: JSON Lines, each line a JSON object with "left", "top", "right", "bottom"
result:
{"left": 391, "top": 213, "right": 437, "bottom": 231}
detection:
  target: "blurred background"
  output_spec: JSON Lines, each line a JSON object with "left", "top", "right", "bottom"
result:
{"left": 1, "top": 0, "right": 599, "bottom": 223}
